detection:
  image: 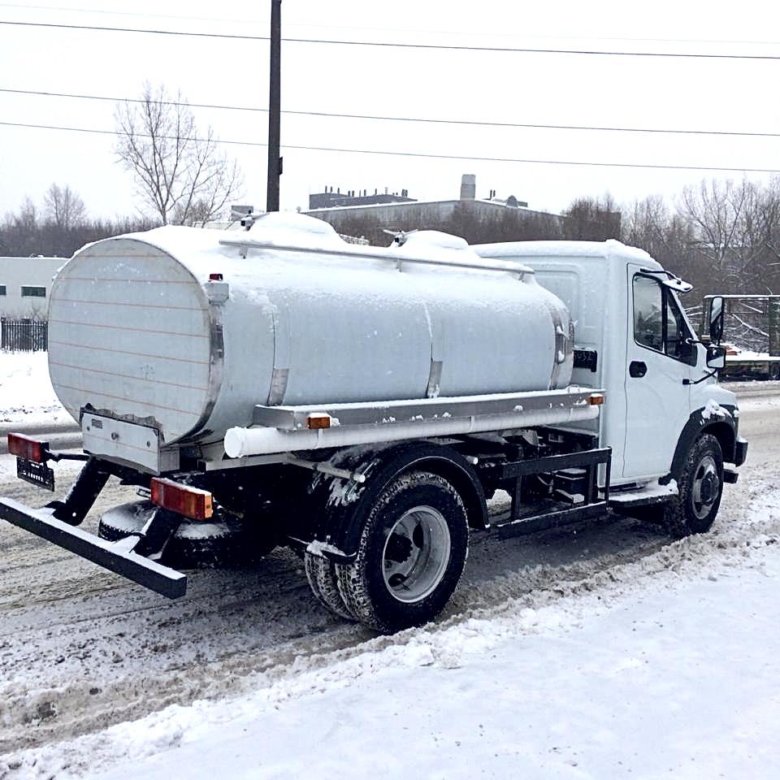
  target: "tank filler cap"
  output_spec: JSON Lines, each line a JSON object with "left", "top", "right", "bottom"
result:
{"left": 394, "top": 230, "right": 485, "bottom": 265}
{"left": 397, "top": 230, "right": 470, "bottom": 252}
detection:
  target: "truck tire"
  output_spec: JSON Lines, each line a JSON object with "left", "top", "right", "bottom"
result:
{"left": 335, "top": 471, "right": 469, "bottom": 633}
{"left": 665, "top": 433, "right": 724, "bottom": 538}
{"left": 304, "top": 552, "right": 356, "bottom": 621}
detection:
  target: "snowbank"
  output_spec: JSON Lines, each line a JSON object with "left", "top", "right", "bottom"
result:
{"left": 92, "top": 543, "right": 779, "bottom": 780}
{"left": 0, "top": 351, "right": 67, "bottom": 426}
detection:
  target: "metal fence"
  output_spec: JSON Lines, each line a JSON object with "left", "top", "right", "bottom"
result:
{"left": 0, "top": 318, "right": 48, "bottom": 351}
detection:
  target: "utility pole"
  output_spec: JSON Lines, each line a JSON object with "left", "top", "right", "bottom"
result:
{"left": 266, "top": 0, "right": 282, "bottom": 212}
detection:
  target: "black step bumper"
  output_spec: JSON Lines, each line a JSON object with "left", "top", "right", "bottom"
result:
{"left": 0, "top": 497, "right": 187, "bottom": 599}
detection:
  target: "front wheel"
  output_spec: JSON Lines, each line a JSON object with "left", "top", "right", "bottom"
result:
{"left": 336, "top": 471, "right": 469, "bottom": 633}
{"left": 666, "top": 433, "right": 724, "bottom": 538}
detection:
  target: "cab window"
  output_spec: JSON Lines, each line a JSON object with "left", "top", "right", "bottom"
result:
{"left": 633, "top": 275, "right": 663, "bottom": 351}
{"left": 633, "top": 274, "right": 696, "bottom": 365}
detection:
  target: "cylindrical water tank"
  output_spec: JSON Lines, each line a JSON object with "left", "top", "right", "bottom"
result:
{"left": 47, "top": 214, "right": 573, "bottom": 446}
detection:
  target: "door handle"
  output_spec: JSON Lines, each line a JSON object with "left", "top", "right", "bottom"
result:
{"left": 629, "top": 360, "right": 647, "bottom": 378}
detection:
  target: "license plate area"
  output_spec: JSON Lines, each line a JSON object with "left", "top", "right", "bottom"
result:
{"left": 81, "top": 414, "right": 179, "bottom": 474}
{"left": 17, "top": 457, "right": 55, "bottom": 491}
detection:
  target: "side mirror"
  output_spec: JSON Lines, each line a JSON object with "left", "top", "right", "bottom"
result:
{"left": 708, "top": 296, "right": 725, "bottom": 344}
{"left": 706, "top": 343, "right": 726, "bottom": 370}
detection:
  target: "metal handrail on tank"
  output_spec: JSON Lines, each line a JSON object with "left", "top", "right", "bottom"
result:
{"left": 218, "top": 238, "right": 534, "bottom": 279}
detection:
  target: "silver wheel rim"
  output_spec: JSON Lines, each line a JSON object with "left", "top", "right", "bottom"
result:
{"left": 691, "top": 454, "right": 720, "bottom": 520}
{"left": 382, "top": 505, "right": 451, "bottom": 603}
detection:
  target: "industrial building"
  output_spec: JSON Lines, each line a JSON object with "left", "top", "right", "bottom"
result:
{"left": 308, "top": 187, "right": 415, "bottom": 210}
{"left": 304, "top": 175, "right": 562, "bottom": 237}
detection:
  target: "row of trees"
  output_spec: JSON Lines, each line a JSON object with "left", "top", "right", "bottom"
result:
{"left": 0, "top": 185, "right": 156, "bottom": 257}
{"left": 623, "top": 179, "right": 780, "bottom": 297}
{"left": 5, "top": 178, "right": 780, "bottom": 299}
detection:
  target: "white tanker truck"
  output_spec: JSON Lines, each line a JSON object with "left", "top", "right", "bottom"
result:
{"left": 0, "top": 214, "right": 747, "bottom": 633}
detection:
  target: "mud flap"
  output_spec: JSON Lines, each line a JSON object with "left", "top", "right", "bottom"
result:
{"left": 0, "top": 497, "right": 187, "bottom": 598}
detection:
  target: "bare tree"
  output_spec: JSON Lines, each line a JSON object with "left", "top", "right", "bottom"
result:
{"left": 44, "top": 183, "right": 86, "bottom": 229}
{"left": 676, "top": 178, "right": 780, "bottom": 295}
{"left": 115, "top": 83, "right": 242, "bottom": 225}
{"left": 562, "top": 194, "right": 622, "bottom": 241}
{"left": 678, "top": 179, "right": 754, "bottom": 292}
{"left": 2, "top": 197, "right": 40, "bottom": 256}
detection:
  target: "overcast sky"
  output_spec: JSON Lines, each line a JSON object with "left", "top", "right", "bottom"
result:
{"left": 2, "top": 0, "right": 780, "bottom": 222}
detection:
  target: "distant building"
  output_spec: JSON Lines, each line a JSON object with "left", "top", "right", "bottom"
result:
{"left": 0, "top": 257, "right": 65, "bottom": 319}
{"left": 308, "top": 186, "right": 416, "bottom": 210}
{"left": 304, "top": 174, "right": 557, "bottom": 237}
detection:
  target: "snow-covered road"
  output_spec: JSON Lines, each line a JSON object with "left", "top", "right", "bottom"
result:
{"left": 0, "top": 462, "right": 674, "bottom": 757}
{"left": 0, "top": 381, "right": 779, "bottom": 778}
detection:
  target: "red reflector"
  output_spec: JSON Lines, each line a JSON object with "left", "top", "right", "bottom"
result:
{"left": 307, "top": 413, "right": 332, "bottom": 430}
{"left": 8, "top": 433, "right": 47, "bottom": 463}
{"left": 151, "top": 478, "right": 214, "bottom": 521}
{"left": 589, "top": 393, "right": 605, "bottom": 406}
{"left": 209, "top": 273, "right": 224, "bottom": 282}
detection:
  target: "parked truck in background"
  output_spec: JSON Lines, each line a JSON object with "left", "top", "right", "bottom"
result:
{"left": 0, "top": 214, "right": 747, "bottom": 633}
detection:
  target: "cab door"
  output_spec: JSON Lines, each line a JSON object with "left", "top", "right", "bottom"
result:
{"left": 623, "top": 268, "right": 697, "bottom": 480}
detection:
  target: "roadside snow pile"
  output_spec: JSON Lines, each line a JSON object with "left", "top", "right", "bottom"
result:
{"left": 101, "top": 545, "right": 780, "bottom": 780}
{"left": 0, "top": 351, "right": 66, "bottom": 425}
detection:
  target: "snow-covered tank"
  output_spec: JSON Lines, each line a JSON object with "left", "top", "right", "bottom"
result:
{"left": 47, "top": 214, "right": 574, "bottom": 446}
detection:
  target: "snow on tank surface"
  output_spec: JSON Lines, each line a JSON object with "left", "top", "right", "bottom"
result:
{"left": 474, "top": 238, "right": 661, "bottom": 268}
{"left": 48, "top": 214, "right": 574, "bottom": 448}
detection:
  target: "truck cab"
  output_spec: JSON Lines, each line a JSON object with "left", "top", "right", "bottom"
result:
{"left": 475, "top": 239, "right": 746, "bottom": 495}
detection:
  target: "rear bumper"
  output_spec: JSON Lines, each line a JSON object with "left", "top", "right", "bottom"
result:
{"left": 0, "top": 497, "right": 187, "bottom": 599}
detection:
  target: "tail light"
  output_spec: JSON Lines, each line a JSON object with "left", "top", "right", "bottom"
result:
{"left": 8, "top": 433, "right": 47, "bottom": 463}
{"left": 151, "top": 478, "right": 214, "bottom": 521}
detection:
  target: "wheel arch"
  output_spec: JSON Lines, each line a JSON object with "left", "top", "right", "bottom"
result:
{"left": 668, "top": 406, "right": 737, "bottom": 481}
{"left": 307, "top": 441, "right": 488, "bottom": 560}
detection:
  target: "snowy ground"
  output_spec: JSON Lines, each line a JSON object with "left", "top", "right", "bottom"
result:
{"left": 0, "top": 354, "right": 779, "bottom": 779}
{"left": 94, "top": 538, "right": 780, "bottom": 780}
{"left": 0, "top": 352, "right": 68, "bottom": 427}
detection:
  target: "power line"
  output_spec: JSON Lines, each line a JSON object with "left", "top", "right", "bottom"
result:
{"left": 3, "top": 3, "right": 780, "bottom": 49}
{"left": 0, "top": 3, "right": 257, "bottom": 26}
{"left": 0, "top": 18, "right": 263, "bottom": 40}
{"left": 4, "top": 87, "right": 780, "bottom": 141}
{"left": 0, "top": 87, "right": 263, "bottom": 114}
{"left": 3, "top": 119, "right": 780, "bottom": 175}
{"left": 2, "top": 19, "right": 780, "bottom": 60}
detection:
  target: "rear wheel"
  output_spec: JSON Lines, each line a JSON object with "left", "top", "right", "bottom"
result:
{"left": 304, "top": 552, "right": 355, "bottom": 621}
{"left": 665, "top": 434, "right": 724, "bottom": 538}
{"left": 336, "top": 471, "right": 468, "bottom": 633}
